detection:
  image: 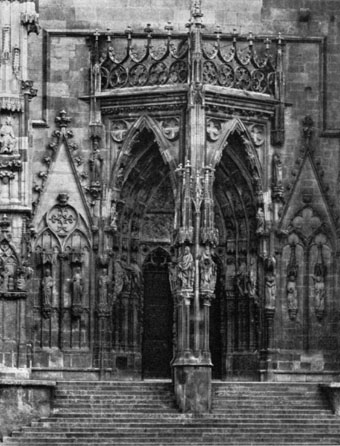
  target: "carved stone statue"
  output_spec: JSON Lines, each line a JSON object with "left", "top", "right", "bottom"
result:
{"left": 235, "top": 260, "right": 247, "bottom": 297}
{"left": 265, "top": 257, "right": 276, "bottom": 310}
{"left": 287, "top": 274, "right": 298, "bottom": 315}
{"left": 91, "top": 148, "right": 103, "bottom": 185}
{"left": 129, "top": 257, "right": 143, "bottom": 296}
{"left": 247, "top": 269, "right": 257, "bottom": 300}
{"left": 272, "top": 154, "right": 283, "bottom": 187}
{"left": 255, "top": 207, "right": 265, "bottom": 235}
{"left": 0, "top": 117, "right": 17, "bottom": 155}
{"left": 178, "top": 246, "right": 194, "bottom": 291}
{"left": 72, "top": 267, "right": 83, "bottom": 305}
{"left": 313, "top": 263, "right": 326, "bottom": 320}
{"left": 42, "top": 268, "right": 54, "bottom": 307}
{"left": 98, "top": 268, "right": 110, "bottom": 306}
{"left": 71, "top": 267, "right": 84, "bottom": 318}
{"left": 199, "top": 245, "right": 217, "bottom": 293}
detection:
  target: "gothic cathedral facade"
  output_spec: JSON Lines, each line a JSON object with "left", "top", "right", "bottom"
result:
{"left": 0, "top": 0, "right": 340, "bottom": 412}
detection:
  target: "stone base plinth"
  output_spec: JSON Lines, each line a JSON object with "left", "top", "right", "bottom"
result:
{"left": 173, "top": 364, "right": 211, "bottom": 414}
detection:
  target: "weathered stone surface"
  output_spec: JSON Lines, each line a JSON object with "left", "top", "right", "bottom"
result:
{"left": 0, "top": 380, "right": 55, "bottom": 440}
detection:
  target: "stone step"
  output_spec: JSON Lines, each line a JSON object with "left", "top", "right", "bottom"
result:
{"left": 4, "top": 443, "right": 340, "bottom": 446}
{"left": 7, "top": 436, "right": 340, "bottom": 443}
{"left": 4, "top": 381, "right": 340, "bottom": 446}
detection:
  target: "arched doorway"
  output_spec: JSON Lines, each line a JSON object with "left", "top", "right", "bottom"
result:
{"left": 212, "top": 129, "right": 261, "bottom": 380}
{"left": 142, "top": 248, "right": 173, "bottom": 378}
{"left": 110, "top": 125, "right": 175, "bottom": 377}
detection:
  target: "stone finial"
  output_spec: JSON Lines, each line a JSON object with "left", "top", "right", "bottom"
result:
{"left": 55, "top": 110, "right": 71, "bottom": 130}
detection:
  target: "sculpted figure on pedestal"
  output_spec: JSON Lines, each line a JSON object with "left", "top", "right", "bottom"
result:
{"left": 128, "top": 256, "right": 143, "bottom": 296}
{"left": 72, "top": 267, "right": 83, "bottom": 305}
{"left": 255, "top": 207, "right": 265, "bottom": 235}
{"left": 42, "top": 268, "right": 54, "bottom": 306}
{"left": 41, "top": 267, "right": 54, "bottom": 318}
{"left": 91, "top": 148, "right": 103, "bottom": 185}
{"left": 178, "top": 246, "right": 194, "bottom": 291}
{"left": 265, "top": 257, "right": 276, "bottom": 310}
{"left": 199, "top": 245, "right": 217, "bottom": 293}
{"left": 313, "top": 263, "right": 326, "bottom": 320}
{"left": 72, "top": 266, "right": 84, "bottom": 318}
{"left": 0, "top": 117, "right": 18, "bottom": 155}
{"left": 287, "top": 273, "right": 298, "bottom": 318}
{"left": 98, "top": 268, "right": 110, "bottom": 306}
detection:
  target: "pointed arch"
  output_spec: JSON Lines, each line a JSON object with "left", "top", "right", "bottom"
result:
{"left": 111, "top": 114, "right": 177, "bottom": 191}
{"left": 34, "top": 228, "right": 62, "bottom": 253}
{"left": 209, "top": 117, "right": 261, "bottom": 175}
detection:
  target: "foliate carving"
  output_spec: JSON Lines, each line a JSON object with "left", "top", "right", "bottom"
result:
{"left": 160, "top": 118, "right": 180, "bottom": 141}
{"left": 0, "top": 116, "right": 18, "bottom": 155}
{"left": 111, "top": 120, "right": 129, "bottom": 143}
{"left": 33, "top": 111, "right": 79, "bottom": 214}
{"left": 206, "top": 119, "right": 221, "bottom": 142}
{"left": 287, "top": 243, "right": 298, "bottom": 321}
{"left": 312, "top": 244, "right": 326, "bottom": 322}
{"left": 264, "top": 256, "right": 276, "bottom": 310}
{"left": 199, "top": 245, "right": 217, "bottom": 296}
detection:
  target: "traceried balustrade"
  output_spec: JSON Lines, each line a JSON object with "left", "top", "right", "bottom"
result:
{"left": 202, "top": 30, "right": 279, "bottom": 94}
{"left": 97, "top": 25, "right": 189, "bottom": 90}
{"left": 94, "top": 24, "right": 282, "bottom": 95}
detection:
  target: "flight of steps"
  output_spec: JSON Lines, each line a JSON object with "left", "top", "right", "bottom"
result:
{"left": 2, "top": 381, "right": 340, "bottom": 446}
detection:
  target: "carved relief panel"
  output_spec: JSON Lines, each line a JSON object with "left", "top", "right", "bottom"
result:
{"left": 32, "top": 195, "right": 92, "bottom": 354}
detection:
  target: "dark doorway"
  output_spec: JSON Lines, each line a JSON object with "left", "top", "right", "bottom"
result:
{"left": 142, "top": 248, "right": 173, "bottom": 379}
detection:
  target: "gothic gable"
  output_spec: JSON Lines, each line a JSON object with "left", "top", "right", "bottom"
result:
{"left": 279, "top": 153, "right": 336, "bottom": 243}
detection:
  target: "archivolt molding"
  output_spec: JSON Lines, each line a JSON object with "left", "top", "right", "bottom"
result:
{"left": 209, "top": 117, "right": 261, "bottom": 172}
{"left": 113, "top": 114, "right": 178, "bottom": 180}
